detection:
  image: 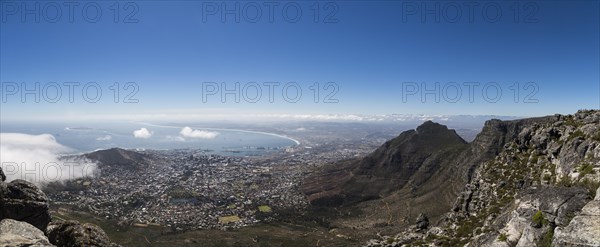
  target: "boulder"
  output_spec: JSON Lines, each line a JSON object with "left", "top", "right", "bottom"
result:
{"left": 47, "top": 220, "right": 120, "bottom": 247}
{"left": 0, "top": 179, "right": 51, "bottom": 231}
{"left": 0, "top": 219, "right": 55, "bottom": 247}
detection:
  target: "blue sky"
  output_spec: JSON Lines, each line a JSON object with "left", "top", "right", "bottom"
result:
{"left": 1, "top": 1, "right": 599, "bottom": 120}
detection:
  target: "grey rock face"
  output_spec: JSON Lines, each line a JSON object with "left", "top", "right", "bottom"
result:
{"left": 486, "top": 187, "right": 589, "bottom": 246}
{"left": 47, "top": 220, "right": 121, "bottom": 247}
{"left": 553, "top": 187, "right": 600, "bottom": 247}
{"left": 0, "top": 219, "right": 55, "bottom": 247}
{"left": 0, "top": 179, "right": 51, "bottom": 231}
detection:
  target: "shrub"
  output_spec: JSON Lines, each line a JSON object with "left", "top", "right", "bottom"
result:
{"left": 580, "top": 178, "right": 600, "bottom": 198}
{"left": 543, "top": 174, "right": 552, "bottom": 182}
{"left": 532, "top": 210, "right": 547, "bottom": 227}
{"left": 593, "top": 131, "right": 600, "bottom": 142}
{"left": 385, "top": 237, "right": 394, "bottom": 244}
{"left": 530, "top": 155, "right": 539, "bottom": 164}
{"left": 558, "top": 175, "right": 572, "bottom": 187}
{"left": 578, "top": 163, "right": 595, "bottom": 178}
{"left": 498, "top": 233, "right": 508, "bottom": 242}
{"left": 569, "top": 130, "right": 585, "bottom": 140}
{"left": 564, "top": 117, "right": 582, "bottom": 127}
{"left": 537, "top": 228, "right": 554, "bottom": 247}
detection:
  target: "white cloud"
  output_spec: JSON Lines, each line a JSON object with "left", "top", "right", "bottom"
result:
{"left": 0, "top": 133, "right": 97, "bottom": 185}
{"left": 133, "top": 128, "right": 153, "bottom": 139}
{"left": 179, "top": 127, "right": 219, "bottom": 139}
{"left": 96, "top": 135, "right": 112, "bottom": 141}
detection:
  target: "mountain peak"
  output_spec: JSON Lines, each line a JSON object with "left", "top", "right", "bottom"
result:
{"left": 416, "top": 121, "right": 450, "bottom": 134}
{"left": 302, "top": 120, "right": 469, "bottom": 207}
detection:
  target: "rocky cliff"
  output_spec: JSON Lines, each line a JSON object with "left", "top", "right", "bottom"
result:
{"left": 364, "top": 110, "right": 600, "bottom": 246}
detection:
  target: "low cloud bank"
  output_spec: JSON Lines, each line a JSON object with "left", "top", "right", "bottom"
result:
{"left": 0, "top": 133, "right": 97, "bottom": 185}
{"left": 180, "top": 127, "right": 219, "bottom": 139}
{"left": 133, "top": 128, "right": 153, "bottom": 139}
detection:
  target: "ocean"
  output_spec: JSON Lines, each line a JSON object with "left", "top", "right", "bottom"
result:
{"left": 0, "top": 121, "right": 298, "bottom": 156}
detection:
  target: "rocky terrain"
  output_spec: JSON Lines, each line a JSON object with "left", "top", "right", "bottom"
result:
{"left": 359, "top": 110, "right": 600, "bottom": 246}
{"left": 0, "top": 167, "right": 120, "bottom": 247}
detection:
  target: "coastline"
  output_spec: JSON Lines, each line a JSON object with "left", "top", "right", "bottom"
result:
{"left": 137, "top": 122, "right": 301, "bottom": 146}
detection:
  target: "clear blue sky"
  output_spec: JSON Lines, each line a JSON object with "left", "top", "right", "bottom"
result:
{"left": 1, "top": 1, "right": 599, "bottom": 120}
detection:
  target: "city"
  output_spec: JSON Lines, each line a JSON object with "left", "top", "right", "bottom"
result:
{"left": 44, "top": 126, "right": 385, "bottom": 232}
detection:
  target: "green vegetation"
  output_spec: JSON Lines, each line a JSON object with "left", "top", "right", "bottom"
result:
{"left": 580, "top": 178, "right": 600, "bottom": 198}
{"left": 549, "top": 164, "right": 557, "bottom": 184}
{"left": 537, "top": 228, "right": 554, "bottom": 247}
{"left": 166, "top": 186, "right": 197, "bottom": 199}
{"left": 530, "top": 154, "right": 539, "bottom": 165}
{"left": 592, "top": 131, "right": 600, "bottom": 142}
{"left": 563, "top": 116, "right": 582, "bottom": 127}
{"left": 218, "top": 215, "right": 241, "bottom": 224}
{"left": 258, "top": 205, "right": 272, "bottom": 213}
{"left": 558, "top": 175, "right": 572, "bottom": 187}
{"left": 532, "top": 211, "right": 548, "bottom": 227}
{"left": 569, "top": 130, "right": 585, "bottom": 141}
{"left": 498, "top": 233, "right": 508, "bottom": 242}
{"left": 385, "top": 237, "right": 395, "bottom": 244}
{"left": 563, "top": 212, "right": 576, "bottom": 225}
{"left": 578, "top": 163, "right": 596, "bottom": 179}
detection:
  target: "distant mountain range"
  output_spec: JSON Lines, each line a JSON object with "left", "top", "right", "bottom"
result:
{"left": 226, "top": 113, "right": 521, "bottom": 123}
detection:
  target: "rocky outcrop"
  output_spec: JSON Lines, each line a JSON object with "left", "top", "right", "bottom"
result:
{"left": 445, "top": 111, "right": 600, "bottom": 246}
{"left": 0, "top": 219, "right": 55, "bottom": 247}
{"left": 0, "top": 179, "right": 52, "bottom": 231}
{"left": 1, "top": 167, "right": 120, "bottom": 247}
{"left": 47, "top": 220, "right": 120, "bottom": 247}
{"left": 362, "top": 110, "right": 600, "bottom": 246}
{"left": 469, "top": 186, "right": 589, "bottom": 247}
{"left": 365, "top": 213, "right": 444, "bottom": 247}
{"left": 553, "top": 187, "right": 600, "bottom": 246}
